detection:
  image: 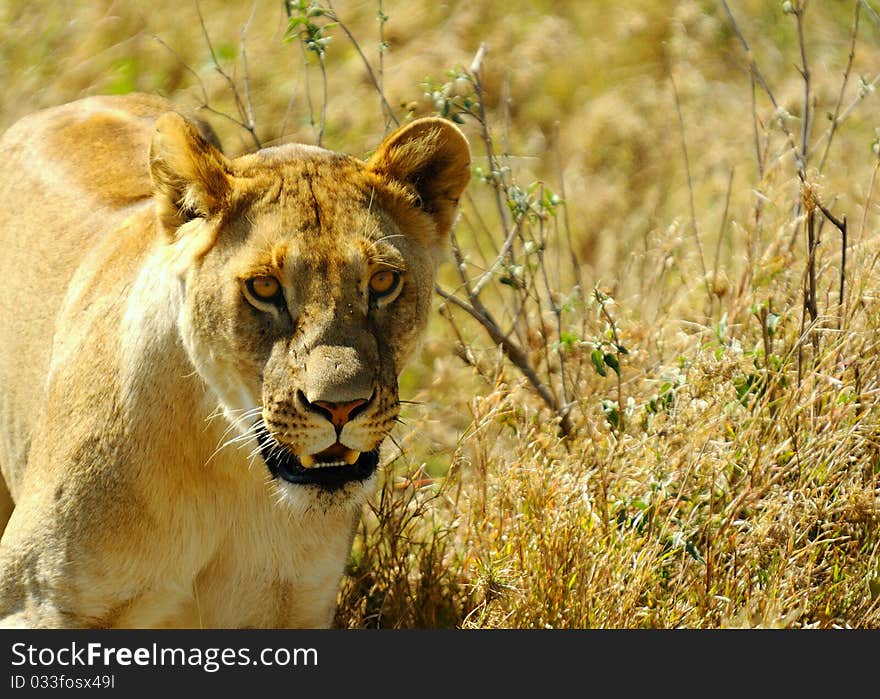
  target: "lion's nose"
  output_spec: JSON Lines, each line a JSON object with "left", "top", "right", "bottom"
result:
{"left": 311, "top": 398, "right": 369, "bottom": 430}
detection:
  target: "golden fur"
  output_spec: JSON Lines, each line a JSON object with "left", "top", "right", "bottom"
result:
{"left": 0, "top": 94, "right": 470, "bottom": 628}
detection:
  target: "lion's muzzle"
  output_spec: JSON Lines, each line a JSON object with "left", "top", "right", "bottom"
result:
{"left": 256, "top": 420, "right": 381, "bottom": 490}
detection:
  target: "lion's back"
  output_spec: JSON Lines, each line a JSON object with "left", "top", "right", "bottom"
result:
{"left": 0, "top": 94, "right": 173, "bottom": 503}
{"left": 0, "top": 94, "right": 172, "bottom": 205}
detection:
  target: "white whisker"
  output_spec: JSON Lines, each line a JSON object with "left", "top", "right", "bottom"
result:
{"left": 203, "top": 404, "right": 265, "bottom": 467}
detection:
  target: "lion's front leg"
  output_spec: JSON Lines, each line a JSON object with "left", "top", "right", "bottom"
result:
{"left": 0, "top": 495, "right": 83, "bottom": 628}
{"left": 0, "top": 466, "right": 202, "bottom": 629}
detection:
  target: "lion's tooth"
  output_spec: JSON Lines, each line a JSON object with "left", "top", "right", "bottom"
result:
{"left": 300, "top": 450, "right": 359, "bottom": 469}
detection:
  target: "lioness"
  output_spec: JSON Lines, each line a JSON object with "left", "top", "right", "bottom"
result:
{"left": 0, "top": 94, "right": 470, "bottom": 628}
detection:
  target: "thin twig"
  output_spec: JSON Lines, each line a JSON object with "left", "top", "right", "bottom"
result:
{"left": 847, "top": 158, "right": 880, "bottom": 327}
{"left": 740, "top": 72, "right": 767, "bottom": 296}
{"left": 436, "top": 286, "right": 573, "bottom": 437}
{"left": 239, "top": 0, "right": 260, "bottom": 145}
{"left": 376, "top": 0, "right": 394, "bottom": 132}
{"left": 805, "top": 207, "right": 819, "bottom": 352}
{"left": 720, "top": 0, "right": 804, "bottom": 179}
{"left": 471, "top": 214, "right": 526, "bottom": 296}
{"left": 595, "top": 289, "right": 625, "bottom": 435}
{"left": 818, "top": 1, "right": 861, "bottom": 172}
{"left": 793, "top": 1, "right": 811, "bottom": 170}
{"left": 326, "top": 1, "right": 399, "bottom": 128}
{"left": 552, "top": 121, "right": 585, "bottom": 301}
{"left": 816, "top": 202, "right": 847, "bottom": 331}
{"left": 470, "top": 44, "right": 511, "bottom": 236}
{"left": 153, "top": 32, "right": 259, "bottom": 147}
{"left": 712, "top": 167, "right": 735, "bottom": 308}
{"left": 665, "top": 44, "right": 712, "bottom": 307}
{"left": 750, "top": 72, "right": 764, "bottom": 180}
{"left": 536, "top": 186, "right": 569, "bottom": 415}
{"left": 553, "top": 121, "right": 589, "bottom": 394}
{"left": 279, "top": 82, "right": 299, "bottom": 141}
{"left": 153, "top": 34, "right": 210, "bottom": 101}
{"left": 860, "top": 0, "right": 880, "bottom": 25}
{"left": 317, "top": 49, "right": 328, "bottom": 147}
{"left": 196, "top": 0, "right": 260, "bottom": 149}
{"left": 297, "top": 39, "right": 319, "bottom": 145}
{"left": 812, "top": 70, "right": 880, "bottom": 155}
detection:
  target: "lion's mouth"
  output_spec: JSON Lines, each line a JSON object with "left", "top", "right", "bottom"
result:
{"left": 255, "top": 422, "right": 379, "bottom": 490}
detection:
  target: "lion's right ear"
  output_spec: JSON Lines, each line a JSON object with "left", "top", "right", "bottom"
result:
{"left": 366, "top": 117, "right": 471, "bottom": 247}
{"left": 149, "top": 112, "right": 230, "bottom": 231}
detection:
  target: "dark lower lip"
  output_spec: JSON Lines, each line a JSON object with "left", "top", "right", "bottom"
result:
{"left": 255, "top": 422, "right": 379, "bottom": 490}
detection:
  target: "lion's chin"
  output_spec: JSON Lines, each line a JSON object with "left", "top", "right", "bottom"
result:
{"left": 255, "top": 422, "right": 380, "bottom": 491}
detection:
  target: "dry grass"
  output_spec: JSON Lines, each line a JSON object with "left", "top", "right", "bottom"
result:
{"left": 4, "top": 0, "right": 880, "bottom": 628}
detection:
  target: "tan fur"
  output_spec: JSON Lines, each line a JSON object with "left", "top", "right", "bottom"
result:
{"left": 0, "top": 94, "right": 470, "bottom": 628}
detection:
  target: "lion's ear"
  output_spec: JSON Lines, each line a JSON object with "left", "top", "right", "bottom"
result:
{"left": 149, "top": 112, "right": 230, "bottom": 231}
{"left": 367, "top": 117, "right": 471, "bottom": 242}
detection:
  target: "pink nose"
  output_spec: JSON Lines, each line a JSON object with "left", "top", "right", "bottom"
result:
{"left": 313, "top": 398, "right": 368, "bottom": 429}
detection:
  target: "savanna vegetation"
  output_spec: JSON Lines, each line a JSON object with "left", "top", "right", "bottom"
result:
{"left": 3, "top": 0, "right": 880, "bottom": 628}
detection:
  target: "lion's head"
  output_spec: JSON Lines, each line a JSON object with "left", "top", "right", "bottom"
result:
{"left": 148, "top": 114, "right": 470, "bottom": 504}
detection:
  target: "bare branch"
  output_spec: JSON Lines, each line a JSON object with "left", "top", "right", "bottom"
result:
{"left": 239, "top": 0, "right": 259, "bottom": 138}
{"left": 436, "top": 285, "right": 574, "bottom": 437}
{"left": 325, "top": 1, "right": 399, "bottom": 128}
{"left": 719, "top": 0, "right": 804, "bottom": 178}
{"left": 712, "top": 166, "right": 735, "bottom": 302}
{"left": 816, "top": 201, "right": 847, "bottom": 331}
{"left": 471, "top": 214, "right": 526, "bottom": 296}
{"left": 152, "top": 34, "right": 210, "bottom": 102}
{"left": 793, "top": 1, "right": 811, "bottom": 169}
{"left": 470, "top": 43, "right": 512, "bottom": 238}
{"left": 195, "top": 0, "right": 261, "bottom": 149}
{"left": 376, "top": 0, "right": 394, "bottom": 132}
{"left": 153, "top": 30, "right": 260, "bottom": 149}
{"left": 818, "top": 1, "right": 861, "bottom": 172}
{"left": 664, "top": 44, "right": 712, "bottom": 308}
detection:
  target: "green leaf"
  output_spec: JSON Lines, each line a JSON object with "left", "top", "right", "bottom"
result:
{"left": 715, "top": 313, "right": 728, "bottom": 344}
{"left": 685, "top": 541, "right": 704, "bottom": 563}
{"left": 601, "top": 399, "right": 620, "bottom": 429}
{"left": 591, "top": 349, "right": 607, "bottom": 377}
{"left": 215, "top": 42, "right": 237, "bottom": 62}
{"left": 559, "top": 331, "right": 579, "bottom": 351}
{"left": 604, "top": 353, "right": 620, "bottom": 376}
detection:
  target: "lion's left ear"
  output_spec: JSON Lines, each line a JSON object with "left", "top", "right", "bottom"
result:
{"left": 149, "top": 111, "right": 231, "bottom": 232}
{"left": 367, "top": 118, "right": 471, "bottom": 242}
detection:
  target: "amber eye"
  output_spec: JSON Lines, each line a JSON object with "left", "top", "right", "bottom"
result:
{"left": 369, "top": 270, "right": 400, "bottom": 298}
{"left": 246, "top": 275, "right": 282, "bottom": 302}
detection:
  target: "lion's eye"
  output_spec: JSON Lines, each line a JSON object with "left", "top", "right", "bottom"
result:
{"left": 369, "top": 270, "right": 400, "bottom": 298}
{"left": 246, "top": 275, "right": 283, "bottom": 303}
